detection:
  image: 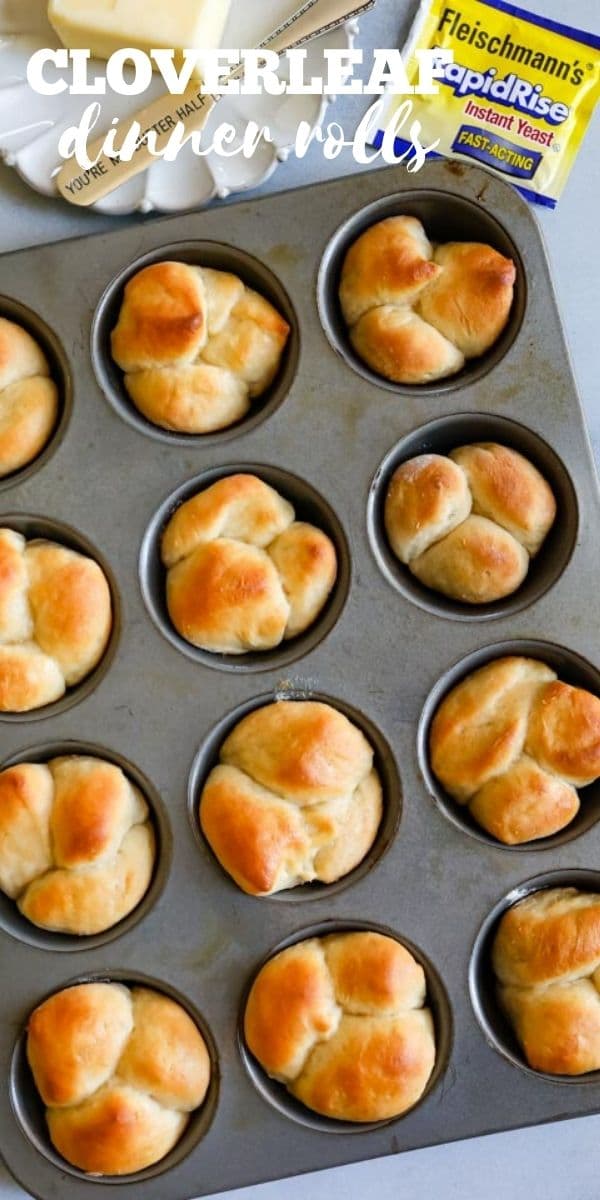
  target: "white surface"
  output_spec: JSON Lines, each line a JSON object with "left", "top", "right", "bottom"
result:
{"left": 0, "top": 0, "right": 353, "bottom": 213}
{"left": 0, "top": 0, "right": 599, "bottom": 1197}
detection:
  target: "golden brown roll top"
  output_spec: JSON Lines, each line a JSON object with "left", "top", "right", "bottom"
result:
{"left": 351, "top": 307, "right": 464, "bottom": 387}
{"left": 200, "top": 700, "right": 383, "bottom": 895}
{"left": 384, "top": 444, "right": 556, "bottom": 605}
{"left": 410, "top": 515, "right": 529, "bottom": 604}
{"left": 416, "top": 242, "right": 517, "bottom": 359}
{"left": 0, "top": 317, "right": 58, "bottom": 478}
{"left": 385, "top": 454, "right": 472, "bottom": 563}
{"left": 527, "top": 680, "right": 600, "bottom": 785}
{"left": 111, "top": 261, "right": 290, "bottom": 434}
{"left": 449, "top": 443, "right": 557, "bottom": 557}
{"left": 0, "top": 529, "right": 112, "bottom": 712}
{"left": 430, "top": 656, "right": 600, "bottom": 844}
{"left": 244, "top": 931, "right": 435, "bottom": 1121}
{"left": 469, "top": 759, "right": 579, "bottom": 847}
{"left": 0, "top": 756, "right": 155, "bottom": 935}
{"left": 161, "top": 475, "right": 337, "bottom": 655}
{"left": 339, "top": 216, "right": 516, "bottom": 384}
{"left": 493, "top": 888, "right": 600, "bottom": 988}
{"left": 111, "top": 261, "right": 207, "bottom": 369}
{"left": 26, "top": 982, "right": 211, "bottom": 1174}
{"left": 492, "top": 887, "right": 600, "bottom": 1075}
{"left": 431, "top": 657, "right": 555, "bottom": 802}
{"left": 339, "top": 216, "right": 440, "bottom": 325}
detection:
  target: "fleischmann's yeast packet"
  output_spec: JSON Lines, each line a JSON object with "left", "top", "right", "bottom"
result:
{"left": 375, "top": 0, "right": 600, "bottom": 207}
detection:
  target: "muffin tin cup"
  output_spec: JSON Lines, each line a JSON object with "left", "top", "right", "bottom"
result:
{"left": 367, "top": 413, "right": 578, "bottom": 623}
{"left": 0, "top": 515, "right": 121, "bottom": 723}
{"left": 91, "top": 241, "right": 300, "bottom": 447}
{"left": 0, "top": 296, "right": 72, "bottom": 493}
{"left": 139, "top": 463, "right": 351, "bottom": 675}
{"left": 1, "top": 158, "right": 600, "bottom": 1199}
{"left": 469, "top": 869, "right": 600, "bottom": 1084}
{"left": 0, "top": 741, "right": 171, "bottom": 952}
{"left": 187, "top": 689, "right": 402, "bottom": 903}
{"left": 317, "top": 189, "right": 526, "bottom": 396}
{"left": 9, "top": 970, "right": 220, "bottom": 1184}
{"left": 238, "top": 919, "right": 453, "bottom": 1134}
{"left": 417, "top": 639, "right": 600, "bottom": 853}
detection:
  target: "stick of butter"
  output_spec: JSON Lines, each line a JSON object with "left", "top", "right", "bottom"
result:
{"left": 47, "top": 0, "right": 232, "bottom": 70}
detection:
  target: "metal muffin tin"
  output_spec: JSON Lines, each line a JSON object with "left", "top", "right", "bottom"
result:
{"left": 1, "top": 159, "right": 600, "bottom": 1199}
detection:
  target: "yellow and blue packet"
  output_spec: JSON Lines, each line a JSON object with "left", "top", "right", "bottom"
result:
{"left": 375, "top": 0, "right": 600, "bottom": 207}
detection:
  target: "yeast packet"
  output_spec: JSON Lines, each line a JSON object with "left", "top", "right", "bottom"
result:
{"left": 375, "top": 0, "right": 600, "bottom": 207}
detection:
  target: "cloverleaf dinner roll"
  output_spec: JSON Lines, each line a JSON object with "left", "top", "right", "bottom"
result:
{"left": 200, "top": 700, "right": 383, "bottom": 895}
{"left": 339, "top": 216, "right": 516, "bottom": 384}
{"left": 0, "top": 756, "right": 155, "bottom": 935}
{"left": 244, "top": 931, "right": 436, "bottom": 1122}
{"left": 26, "top": 982, "right": 211, "bottom": 1175}
{"left": 384, "top": 444, "right": 556, "bottom": 604}
{"left": 492, "top": 887, "right": 600, "bottom": 1075}
{"left": 0, "top": 529, "right": 112, "bottom": 712}
{"left": 430, "top": 656, "right": 600, "bottom": 845}
{"left": 161, "top": 474, "right": 337, "bottom": 655}
{"left": 0, "top": 317, "right": 59, "bottom": 478}
{"left": 110, "top": 261, "right": 290, "bottom": 434}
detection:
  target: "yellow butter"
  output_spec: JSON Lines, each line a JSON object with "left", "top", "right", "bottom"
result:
{"left": 377, "top": 0, "right": 600, "bottom": 207}
{"left": 48, "top": 0, "right": 231, "bottom": 71}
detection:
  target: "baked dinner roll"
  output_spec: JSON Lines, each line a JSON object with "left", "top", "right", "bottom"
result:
{"left": 0, "top": 756, "right": 155, "bottom": 934}
{"left": 161, "top": 475, "right": 337, "bottom": 655}
{"left": 111, "top": 262, "right": 290, "bottom": 434}
{"left": 430, "top": 656, "right": 600, "bottom": 844}
{"left": 0, "top": 317, "right": 59, "bottom": 477}
{"left": 384, "top": 445, "right": 556, "bottom": 604}
{"left": 244, "top": 931, "right": 436, "bottom": 1121}
{"left": 200, "top": 700, "right": 383, "bottom": 895}
{"left": 26, "top": 982, "right": 211, "bottom": 1174}
{"left": 339, "top": 216, "right": 516, "bottom": 384}
{"left": 0, "top": 528, "right": 112, "bottom": 712}
{"left": 492, "top": 887, "right": 600, "bottom": 1074}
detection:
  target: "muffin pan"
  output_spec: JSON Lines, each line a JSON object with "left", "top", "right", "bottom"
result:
{"left": 0, "top": 159, "right": 600, "bottom": 1199}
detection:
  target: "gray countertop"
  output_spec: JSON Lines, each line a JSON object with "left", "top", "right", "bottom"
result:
{"left": 1, "top": 0, "right": 600, "bottom": 1197}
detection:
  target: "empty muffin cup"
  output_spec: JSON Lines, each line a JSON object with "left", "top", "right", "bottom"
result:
{"left": 188, "top": 690, "right": 402, "bottom": 901}
{"left": 318, "top": 190, "right": 525, "bottom": 394}
{"left": 239, "top": 919, "right": 452, "bottom": 1132}
{"left": 9, "top": 970, "right": 219, "bottom": 1183}
{"left": 0, "top": 741, "right": 170, "bottom": 952}
{"left": 0, "top": 515, "right": 120, "bottom": 722}
{"left": 418, "top": 639, "right": 600, "bottom": 851}
{"left": 139, "top": 465, "right": 350, "bottom": 674}
{"left": 92, "top": 241, "right": 299, "bottom": 446}
{"left": 368, "top": 413, "right": 578, "bottom": 622}
{"left": 0, "top": 297, "right": 72, "bottom": 491}
{"left": 469, "top": 869, "right": 600, "bottom": 1083}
